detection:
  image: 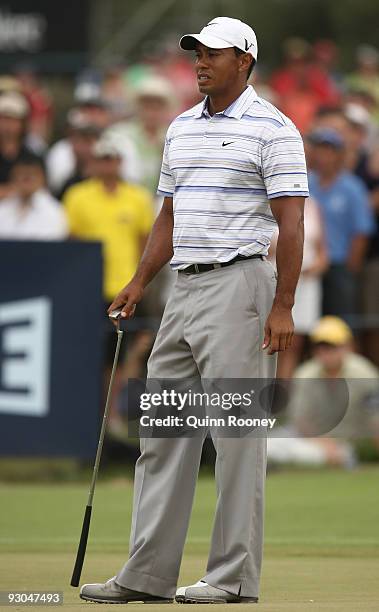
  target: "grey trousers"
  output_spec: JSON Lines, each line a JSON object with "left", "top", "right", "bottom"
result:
{"left": 116, "top": 258, "right": 277, "bottom": 598}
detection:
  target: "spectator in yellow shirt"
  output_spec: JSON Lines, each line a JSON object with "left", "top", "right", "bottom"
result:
{"left": 64, "top": 139, "right": 154, "bottom": 303}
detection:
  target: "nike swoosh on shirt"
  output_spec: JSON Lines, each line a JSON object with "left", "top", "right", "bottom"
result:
{"left": 222, "top": 141, "right": 235, "bottom": 147}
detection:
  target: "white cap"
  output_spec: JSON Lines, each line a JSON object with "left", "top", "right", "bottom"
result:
{"left": 344, "top": 103, "right": 371, "bottom": 129}
{"left": 133, "top": 76, "right": 174, "bottom": 102}
{"left": 93, "top": 138, "right": 122, "bottom": 158}
{"left": 180, "top": 16, "right": 258, "bottom": 61}
{"left": 66, "top": 108, "right": 102, "bottom": 133}
{"left": 0, "top": 92, "right": 29, "bottom": 118}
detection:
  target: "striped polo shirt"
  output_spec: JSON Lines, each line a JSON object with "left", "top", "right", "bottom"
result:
{"left": 157, "top": 85, "right": 309, "bottom": 270}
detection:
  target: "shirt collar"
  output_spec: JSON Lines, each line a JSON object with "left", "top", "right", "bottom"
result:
{"left": 194, "top": 85, "right": 258, "bottom": 120}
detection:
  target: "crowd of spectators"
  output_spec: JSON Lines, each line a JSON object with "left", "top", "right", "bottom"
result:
{"left": 1, "top": 38, "right": 379, "bottom": 447}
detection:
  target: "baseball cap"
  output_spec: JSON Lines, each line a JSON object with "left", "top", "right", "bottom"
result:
{"left": 0, "top": 91, "right": 29, "bottom": 119}
{"left": 93, "top": 139, "right": 122, "bottom": 158}
{"left": 180, "top": 17, "right": 258, "bottom": 60}
{"left": 74, "top": 82, "right": 109, "bottom": 109}
{"left": 66, "top": 109, "right": 102, "bottom": 135}
{"left": 344, "top": 103, "right": 371, "bottom": 129}
{"left": 308, "top": 127, "right": 345, "bottom": 149}
{"left": 310, "top": 317, "right": 353, "bottom": 346}
{"left": 133, "top": 76, "right": 174, "bottom": 103}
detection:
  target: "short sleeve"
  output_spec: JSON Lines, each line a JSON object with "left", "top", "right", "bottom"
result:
{"left": 157, "top": 126, "right": 175, "bottom": 197}
{"left": 349, "top": 178, "right": 375, "bottom": 236}
{"left": 261, "top": 125, "right": 309, "bottom": 199}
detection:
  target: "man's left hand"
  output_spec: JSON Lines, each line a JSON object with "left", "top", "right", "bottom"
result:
{"left": 262, "top": 305, "right": 294, "bottom": 355}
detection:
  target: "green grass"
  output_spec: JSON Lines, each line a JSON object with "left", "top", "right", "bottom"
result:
{"left": 1, "top": 468, "right": 379, "bottom": 611}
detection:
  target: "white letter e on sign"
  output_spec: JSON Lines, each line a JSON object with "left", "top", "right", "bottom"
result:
{"left": 0, "top": 297, "right": 51, "bottom": 417}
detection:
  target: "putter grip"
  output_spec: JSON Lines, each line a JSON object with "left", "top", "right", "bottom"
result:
{"left": 70, "top": 505, "right": 92, "bottom": 587}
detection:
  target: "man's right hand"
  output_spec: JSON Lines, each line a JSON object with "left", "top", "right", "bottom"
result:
{"left": 107, "top": 279, "right": 144, "bottom": 323}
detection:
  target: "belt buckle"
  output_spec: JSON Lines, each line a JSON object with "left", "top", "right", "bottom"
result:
{"left": 194, "top": 263, "right": 200, "bottom": 273}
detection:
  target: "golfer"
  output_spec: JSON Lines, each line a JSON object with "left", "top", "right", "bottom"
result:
{"left": 80, "top": 16, "right": 308, "bottom": 604}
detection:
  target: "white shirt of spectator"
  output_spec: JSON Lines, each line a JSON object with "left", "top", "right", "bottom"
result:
{"left": 0, "top": 189, "right": 68, "bottom": 240}
{"left": 45, "top": 139, "right": 75, "bottom": 194}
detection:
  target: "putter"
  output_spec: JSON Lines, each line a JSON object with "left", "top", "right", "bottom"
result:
{"left": 70, "top": 308, "right": 125, "bottom": 587}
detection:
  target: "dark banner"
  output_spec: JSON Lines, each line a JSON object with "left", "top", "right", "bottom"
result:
{"left": 0, "top": 1, "right": 90, "bottom": 72}
{"left": 0, "top": 241, "right": 103, "bottom": 458}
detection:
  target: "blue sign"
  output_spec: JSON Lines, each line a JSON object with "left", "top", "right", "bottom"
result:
{"left": 0, "top": 241, "right": 103, "bottom": 458}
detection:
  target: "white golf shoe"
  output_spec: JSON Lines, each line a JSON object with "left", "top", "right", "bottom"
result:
{"left": 175, "top": 580, "right": 258, "bottom": 604}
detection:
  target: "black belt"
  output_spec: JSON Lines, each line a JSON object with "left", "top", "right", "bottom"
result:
{"left": 179, "top": 254, "right": 264, "bottom": 275}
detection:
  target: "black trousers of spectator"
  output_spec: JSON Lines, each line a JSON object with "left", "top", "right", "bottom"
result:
{"left": 322, "top": 264, "right": 357, "bottom": 324}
